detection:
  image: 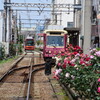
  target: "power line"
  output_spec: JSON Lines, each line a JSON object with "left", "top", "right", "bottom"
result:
{"left": 24, "top": 0, "right": 32, "bottom": 27}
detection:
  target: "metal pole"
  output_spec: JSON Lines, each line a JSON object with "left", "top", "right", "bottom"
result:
{"left": 60, "top": 11, "right": 62, "bottom": 25}
{"left": 6, "top": 0, "right": 12, "bottom": 55}
{"left": 15, "top": 10, "right": 17, "bottom": 44}
{"left": 52, "top": 0, "right": 56, "bottom": 25}
{"left": 4, "top": 0, "right": 7, "bottom": 42}
{"left": 73, "top": 0, "right": 76, "bottom": 27}
{"left": 4, "top": 0, "right": 10, "bottom": 55}
{"left": 9, "top": 0, "right": 12, "bottom": 41}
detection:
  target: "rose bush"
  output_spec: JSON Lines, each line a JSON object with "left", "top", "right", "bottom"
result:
{"left": 54, "top": 45, "right": 100, "bottom": 99}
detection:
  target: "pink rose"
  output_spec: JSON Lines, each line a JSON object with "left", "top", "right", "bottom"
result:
{"left": 97, "top": 87, "right": 100, "bottom": 93}
{"left": 53, "top": 75, "right": 59, "bottom": 80}
{"left": 65, "top": 73, "right": 70, "bottom": 78}
{"left": 90, "top": 55, "right": 94, "bottom": 59}
{"left": 55, "top": 69, "right": 62, "bottom": 76}
{"left": 95, "top": 51, "right": 100, "bottom": 57}
{"left": 57, "top": 63, "right": 61, "bottom": 66}
{"left": 70, "top": 59, "right": 76, "bottom": 63}
{"left": 85, "top": 57, "right": 90, "bottom": 61}
{"left": 63, "top": 63, "right": 66, "bottom": 68}
{"left": 98, "top": 78, "right": 100, "bottom": 82}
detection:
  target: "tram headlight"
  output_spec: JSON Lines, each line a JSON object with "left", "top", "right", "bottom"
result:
{"left": 49, "top": 51, "right": 51, "bottom": 53}
{"left": 46, "top": 50, "right": 48, "bottom": 53}
{"left": 46, "top": 50, "right": 51, "bottom": 54}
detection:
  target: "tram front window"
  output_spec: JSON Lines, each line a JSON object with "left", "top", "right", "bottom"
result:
{"left": 26, "top": 40, "right": 34, "bottom": 46}
{"left": 47, "top": 36, "right": 64, "bottom": 46}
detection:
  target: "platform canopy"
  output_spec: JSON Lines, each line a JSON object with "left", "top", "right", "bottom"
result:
{"left": 64, "top": 27, "right": 80, "bottom": 34}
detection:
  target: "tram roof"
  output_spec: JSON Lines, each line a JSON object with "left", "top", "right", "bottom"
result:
{"left": 26, "top": 36, "right": 33, "bottom": 39}
{"left": 44, "top": 30, "right": 67, "bottom": 34}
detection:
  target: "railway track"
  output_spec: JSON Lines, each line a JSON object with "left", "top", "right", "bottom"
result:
{"left": 0, "top": 52, "right": 69, "bottom": 100}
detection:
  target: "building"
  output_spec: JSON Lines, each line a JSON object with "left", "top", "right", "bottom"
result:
{"left": 51, "top": 0, "right": 74, "bottom": 28}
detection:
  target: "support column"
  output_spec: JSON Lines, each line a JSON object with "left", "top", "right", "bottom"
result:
{"left": 4, "top": 0, "right": 12, "bottom": 55}
{"left": 82, "top": 0, "right": 92, "bottom": 54}
{"left": 52, "top": 0, "right": 56, "bottom": 25}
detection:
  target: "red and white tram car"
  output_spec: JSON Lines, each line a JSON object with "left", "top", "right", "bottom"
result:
{"left": 43, "top": 29, "right": 68, "bottom": 75}
{"left": 24, "top": 36, "right": 35, "bottom": 52}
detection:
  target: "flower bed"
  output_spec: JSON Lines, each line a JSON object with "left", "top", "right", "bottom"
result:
{"left": 53, "top": 44, "right": 100, "bottom": 100}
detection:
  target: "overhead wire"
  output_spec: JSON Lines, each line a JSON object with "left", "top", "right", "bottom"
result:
{"left": 35, "top": 0, "right": 51, "bottom": 31}
{"left": 24, "top": 0, "right": 32, "bottom": 28}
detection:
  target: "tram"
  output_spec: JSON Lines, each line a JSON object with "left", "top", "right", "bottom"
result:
{"left": 43, "top": 29, "right": 68, "bottom": 75}
{"left": 24, "top": 36, "right": 35, "bottom": 52}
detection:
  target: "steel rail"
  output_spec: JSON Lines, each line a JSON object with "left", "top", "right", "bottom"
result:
{"left": 26, "top": 60, "right": 45, "bottom": 100}
{"left": 32, "top": 66, "right": 45, "bottom": 73}
{"left": 26, "top": 58, "right": 33, "bottom": 100}
{"left": 0, "top": 55, "right": 25, "bottom": 81}
{"left": 0, "top": 63, "right": 45, "bottom": 82}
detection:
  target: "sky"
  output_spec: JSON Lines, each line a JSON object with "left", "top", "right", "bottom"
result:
{"left": 0, "top": 0, "right": 51, "bottom": 9}
{"left": 0, "top": 0, "right": 52, "bottom": 28}
{"left": 0, "top": 0, "right": 3, "bottom": 9}
{"left": 0, "top": 0, "right": 74, "bottom": 29}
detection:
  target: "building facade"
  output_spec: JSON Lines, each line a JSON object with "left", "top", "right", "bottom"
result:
{"left": 91, "top": 0, "right": 100, "bottom": 48}
{"left": 51, "top": 0, "right": 74, "bottom": 28}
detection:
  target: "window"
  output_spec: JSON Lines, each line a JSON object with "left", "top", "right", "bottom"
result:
{"left": 67, "top": 22, "right": 74, "bottom": 28}
{"left": 47, "top": 36, "right": 64, "bottom": 46}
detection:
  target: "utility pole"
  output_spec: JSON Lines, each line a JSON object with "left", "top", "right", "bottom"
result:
{"left": 81, "top": 0, "right": 92, "bottom": 54}
{"left": 73, "top": 0, "right": 76, "bottom": 27}
{"left": 9, "top": 0, "right": 12, "bottom": 42}
{"left": 14, "top": 10, "right": 18, "bottom": 44}
{"left": 52, "top": 0, "right": 56, "bottom": 25}
{"left": 74, "top": 0, "right": 82, "bottom": 28}
{"left": 76, "top": 0, "right": 81, "bottom": 28}
{"left": 75, "top": 0, "right": 81, "bottom": 48}
{"left": 4, "top": 0, "right": 12, "bottom": 55}
{"left": 4, "top": 0, "right": 7, "bottom": 42}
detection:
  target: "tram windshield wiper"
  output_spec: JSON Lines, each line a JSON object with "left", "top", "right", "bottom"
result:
{"left": 53, "top": 45, "right": 56, "bottom": 48}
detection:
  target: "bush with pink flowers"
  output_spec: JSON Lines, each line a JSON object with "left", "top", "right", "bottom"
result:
{"left": 54, "top": 45, "right": 100, "bottom": 99}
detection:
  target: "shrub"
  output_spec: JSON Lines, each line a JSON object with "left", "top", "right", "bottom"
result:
{"left": 54, "top": 45, "right": 100, "bottom": 99}
{"left": 0, "top": 43, "right": 5, "bottom": 60}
